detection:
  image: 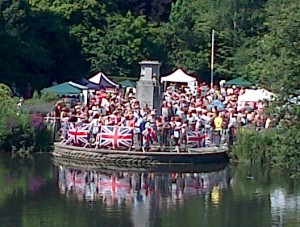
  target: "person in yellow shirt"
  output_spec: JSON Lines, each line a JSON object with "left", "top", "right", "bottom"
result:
{"left": 213, "top": 113, "right": 223, "bottom": 146}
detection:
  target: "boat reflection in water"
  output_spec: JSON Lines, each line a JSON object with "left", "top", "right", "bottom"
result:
{"left": 57, "top": 163, "right": 231, "bottom": 210}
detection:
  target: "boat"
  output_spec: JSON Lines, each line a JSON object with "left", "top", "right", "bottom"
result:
{"left": 52, "top": 120, "right": 229, "bottom": 169}
{"left": 53, "top": 141, "right": 229, "bottom": 169}
{"left": 52, "top": 153, "right": 228, "bottom": 173}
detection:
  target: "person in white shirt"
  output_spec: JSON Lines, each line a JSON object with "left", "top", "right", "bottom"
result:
{"left": 100, "top": 97, "right": 110, "bottom": 111}
{"left": 227, "top": 87, "right": 234, "bottom": 95}
{"left": 173, "top": 117, "right": 182, "bottom": 153}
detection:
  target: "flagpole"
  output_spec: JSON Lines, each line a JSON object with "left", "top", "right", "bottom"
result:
{"left": 210, "top": 29, "right": 215, "bottom": 88}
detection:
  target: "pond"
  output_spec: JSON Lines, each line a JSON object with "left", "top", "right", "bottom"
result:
{"left": 0, "top": 153, "right": 299, "bottom": 227}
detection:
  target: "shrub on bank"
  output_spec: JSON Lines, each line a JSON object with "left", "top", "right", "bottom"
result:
{"left": 1, "top": 106, "right": 53, "bottom": 153}
{"left": 231, "top": 127, "right": 300, "bottom": 176}
{"left": 231, "top": 127, "right": 275, "bottom": 164}
{"left": 0, "top": 84, "right": 53, "bottom": 152}
{"left": 22, "top": 91, "right": 59, "bottom": 114}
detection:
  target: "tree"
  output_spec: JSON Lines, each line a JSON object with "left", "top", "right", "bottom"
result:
{"left": 157, "top": 0, "right": 214, "bottom": 75}
{"left": 84, "top": 12, "right": 160, "bottom": 76}
{"left": 0, "top": 0, "right": 88, "bottom": 90}
{"left": 247, "top": 0, "right": 300, "bottom": 97}
{"left": 115, "top": 0, "right": 173, "bottom": 23}
{"left": 235, "top": 0, "right": 300, "bottom": 172}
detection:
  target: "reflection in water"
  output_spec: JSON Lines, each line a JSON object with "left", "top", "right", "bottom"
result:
{"left": 0, "top": 153, "right": 300, "bottom": 227}
{"left": 271, "top": 188, "right": 300, "bottom": 226}
{"left": 57, "top": 165, "right": 230, "bottom": 225}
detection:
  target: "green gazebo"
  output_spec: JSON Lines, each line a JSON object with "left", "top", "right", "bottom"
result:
{"left": 224, "top": 77, "right": 254, "bottom": 87}
{"left": 119, "top": 79, "right": 136, "bottom": 88}
{"left": 41, "top": 82, "right": 87, "bottom": 96}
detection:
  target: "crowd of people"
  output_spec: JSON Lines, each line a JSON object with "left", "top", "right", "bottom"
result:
{"left": 46, "top": 81, "right": 273, "bottom": 151}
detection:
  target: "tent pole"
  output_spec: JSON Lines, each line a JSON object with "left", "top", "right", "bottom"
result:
{"left": 210, "top": 29, "right": 215, "bottom": 89}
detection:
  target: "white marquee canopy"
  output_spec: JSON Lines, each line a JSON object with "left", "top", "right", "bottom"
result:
{"left": 161, "top": 68, "right": 196, "bottom": 83}
{"left": 238, "top": 89, "right": 275, "bottom": 103}
{"left": 88, "top": 72, "right": 119, "bottom": 88}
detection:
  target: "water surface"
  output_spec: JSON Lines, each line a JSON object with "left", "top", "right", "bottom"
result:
{"left": 0, "top": 153, "right": 299, "bottom": 227}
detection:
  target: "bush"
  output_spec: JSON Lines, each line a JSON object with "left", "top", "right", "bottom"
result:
{"left": 0, "top": 83, "right": 53, "bottom": 152}
{"left": 0, "top": 83, "right": 13, "bottom": 98}
{"left": 22, "top": 91, "right": 59, "bottom": 115}
{"left": 231, "top": 128, "right": 275, "bottom": 164}
{"left": 30, "top": 113, "right": 53, "bottom": 152}
{"left": 231, "top": 127, "right": 300, "bottom": 176}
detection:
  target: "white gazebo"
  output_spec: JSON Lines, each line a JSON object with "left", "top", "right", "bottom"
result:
{"left": 238, "top": 89, "right": 275, "bottom": 102}
{"left": 160, "top": 68, "right": 196, "bottom": 83}
{"left": 237, "top": 88, "right": 275, "bottom": 110}
{"left": 88, "top": 72, "right": 119, "bottom": 88}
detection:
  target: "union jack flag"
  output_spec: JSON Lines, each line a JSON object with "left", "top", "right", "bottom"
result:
{"left": 64, "top": 169, "right": 87, "bottom": 190}
{"left": 74, "top": 171, "right": 87, "bottom": 186}
{"left": 66, "top": 123, "right": 90, "bottom": 146}
{"left": 64, "top": 168, "right": 75, "bottom": 190}
{"left": 184, "top": 177, "right": 202, "bottom": 194}
{"left": 203, "top": 133, "right": 211, "bottom": 147}
{"left": 99, "top": 126, "right": 133, "bottom": 149}
{"left": 186, "top": 130, "right": 204, "bottom": 148}
{"left": 98, "top": 174, "right": 130, "bottom": 196}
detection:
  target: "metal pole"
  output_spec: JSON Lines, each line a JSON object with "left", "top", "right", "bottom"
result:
{"left": 210, "top": 29, "right": 215, "bottom": 88}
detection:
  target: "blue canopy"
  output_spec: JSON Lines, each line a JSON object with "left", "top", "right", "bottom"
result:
{"left": 76, "top": 78, "right": 104, "bottom": 90}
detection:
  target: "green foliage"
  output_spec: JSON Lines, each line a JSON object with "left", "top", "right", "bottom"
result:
{"left": 22, "top": 92, "right": 59, "bottom": 114}
{"left": 85, "top": 12, "right": 154, "bottom": 76}
{"left": 0, "top": 0, "right": 299, "bottom": 171}
{"left": 157, "top": 0, "right": 212, "bottom": 74}
{"left": 0, "top": 83, "right": 13, "bottom": 99}
{"left": 231, "top": 128, "right": 276, "bottom": 164}
{"left": 230, "top": 0, "right": 300, "bottom": 177}
{"left": 31, "top": 124, "right": 53, "bottom": 152}
{"left": 246, "top": 0, "right": 300, "bottom": 95}
{"left": 0, "top": 100, "right": 31, "bottom": 149}
{"left": 0, "top": 84, "right": 53, "bottom": 152}
{"left": 0, "top": 0, "right": 88, "bottom": 91}
{"left": 0, "top": 0, "right": 296, "bottom": 84}
{"left": 232, "top": 127, "right": 300, "bottom": 176}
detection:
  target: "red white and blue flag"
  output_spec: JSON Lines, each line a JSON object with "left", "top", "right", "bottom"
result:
{"left": 99, "top": 126, "right": 133, "bottom": 149}
{"left": 184, "top": 177, "right": 202, "bottom": 194}
{"left": 98, "top": 174, "right": 130, "bottom": 196}
{"left": 203, "top": 133, "right": 211, "bottom": 147}
{"left": 186, "top": 130, "right": 204, "bottom": 148}
{"left": 74, "top": 171, "right": 87, "bottom": 188}
{"left": 67, "top": 123, "right": 90, "bottom": 146}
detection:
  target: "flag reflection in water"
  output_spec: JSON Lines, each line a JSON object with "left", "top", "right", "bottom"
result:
{"left": 57, "top": 165, "right": 231, "bottom": 208}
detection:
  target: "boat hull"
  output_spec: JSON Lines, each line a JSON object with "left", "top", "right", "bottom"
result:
{"left": 53, "top": 143, "right": 229, "bottom": 168}
{"left": 52, "top": 155, "right": 228, "bottom": 173}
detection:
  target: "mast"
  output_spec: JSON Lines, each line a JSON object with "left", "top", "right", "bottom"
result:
{"left": 210, "top": 29, "right": 215, "bottom": 88}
